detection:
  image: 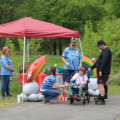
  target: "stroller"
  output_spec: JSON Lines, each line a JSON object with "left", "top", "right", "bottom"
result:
{"left": 69, "top": 70, "right": 90, "bottom": 105}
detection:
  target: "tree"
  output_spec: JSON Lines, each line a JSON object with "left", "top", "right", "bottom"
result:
{"left": 15, "top": 0, "right": 107, "bottom": 35}
{"left": 83, "top": 19, "right": 120, "bottom": 67}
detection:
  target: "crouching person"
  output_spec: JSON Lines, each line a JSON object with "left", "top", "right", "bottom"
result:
{"left": 40, "top": 67, "right": 68, "bottom": 104}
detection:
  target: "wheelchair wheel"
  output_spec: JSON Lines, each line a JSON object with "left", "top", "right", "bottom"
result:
{"left": 83, "top": 93, "right": 86, "bottom": 105}
{"left": 70, "top": 98, "right": 74, "bottom": 104}
{"left": 83, "top": 99, "right": 86, "bottom": 105}
{"left": 87, "top": 96, "right": 90, "bottom": 103}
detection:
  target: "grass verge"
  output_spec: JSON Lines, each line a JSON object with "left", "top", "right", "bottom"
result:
{"left": 0, "top": 94, "right": 20, "bottom": 109}
{"left": 118, "top": 117, "right": 120, "bottom": 120}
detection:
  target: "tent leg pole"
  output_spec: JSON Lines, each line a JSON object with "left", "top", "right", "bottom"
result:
{"left": 22, "top": 37, "right": 26, "bottom": 102}
{"left": 27, "top": 38, "right": 29, "bottom": 62}
{"left": 79, "top": 38, "right": 83, "bottom": 56}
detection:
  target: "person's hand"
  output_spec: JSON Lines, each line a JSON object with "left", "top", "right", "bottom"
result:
{"left": 88, "top": 68, "right": 91, "bottom": 71}
{"left": 65, "top": 83, "right": 69, "bottom": 87}
{"left": 81, "top": 83, "right": 84, "bottom": 85}
{"left": 65, "top": 62, "right": 69, "bottom": 66}
{"left": 12, "top": 69, "right": 15, "bottom": 72}
{"left": 76, "top": 76, "right": 79, "bottom": 79}
{"left": 99, "top": 71, "right": 102, "bottom": 77}
{"left": 108, "top": 74, "right": 111, "bottom": 77}
{"left": 79, "top": 64, "right": 82, "bottom": 68}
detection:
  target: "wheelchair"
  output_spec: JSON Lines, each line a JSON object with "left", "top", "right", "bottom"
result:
{"left": 69, "top": 71, "right": 90, "bottom": 105}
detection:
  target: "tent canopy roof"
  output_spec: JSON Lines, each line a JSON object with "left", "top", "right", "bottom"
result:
{"left": 0, "top": 17, "right": 80, "bottom": 38}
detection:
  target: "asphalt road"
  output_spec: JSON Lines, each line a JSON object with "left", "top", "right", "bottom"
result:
{"left": 0, "top": 95, "right": 120, "bottom": 120}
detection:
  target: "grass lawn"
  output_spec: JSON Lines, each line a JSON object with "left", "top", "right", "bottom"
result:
{"left": 0, "top": 94, "right": 19, "bottom": 109}
{"left": 108, "top": 85, "right": 120, "bottom": 94}
{"left": 118, "top": 117, "right": 120, "bottom": 120}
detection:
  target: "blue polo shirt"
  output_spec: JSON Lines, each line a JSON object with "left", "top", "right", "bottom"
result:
{"left": 41, "top": 75, "right": 57, "bottom": 90}
{"left": 1, "top": 55, "right": 13, "bottom": 75}
{"left": 62, "top": 47, "right": 82, "bottom": 70}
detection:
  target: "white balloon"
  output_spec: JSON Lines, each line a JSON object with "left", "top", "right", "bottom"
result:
{"left": 19, "top": 93, "right": 29, "bottom": 101}
{"left": 88, "top": 89, "right": 99, "bottom": 96}
{"left": 88, "top": 78, "right": 98, "bottom": 90}
{"left": 94, "top": 89, "right": 99, "bottom": 96}
{"left": 23, "top": 81, "right": 39, "bottom": 95}
{"left": 88, "top": 89, "right": 95, "bottom": 96}
{"left": 37, "top": 93, "right": 44, "bottom": 100}
{"left": 28, "top": 94, "right": 39, "bottom": 102}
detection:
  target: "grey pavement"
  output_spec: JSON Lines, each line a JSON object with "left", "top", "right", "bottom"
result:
{"left": 0, "top": 95, "right": 120, "bottom": 120}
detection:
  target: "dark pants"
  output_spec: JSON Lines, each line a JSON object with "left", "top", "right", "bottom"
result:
{"left": 1, "top": 75, "right": 10, "bottom": 96}
{"left": 41, "top": 89, "right": 60, "bottom": 102}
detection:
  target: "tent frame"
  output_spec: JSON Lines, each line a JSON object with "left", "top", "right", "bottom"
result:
{"left": 22, "top": 37, "right": 83, "bottom": 102}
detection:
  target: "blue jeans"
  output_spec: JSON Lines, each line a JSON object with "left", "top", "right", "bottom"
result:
{"left": 41, "top": 89, "right": 60, "bottom": 102}
{"left": 1, "top": 75, "right": 10, "bottom": 96}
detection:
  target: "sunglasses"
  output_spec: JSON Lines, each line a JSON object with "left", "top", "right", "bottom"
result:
{"left": 72, "top": 45, "right": 76, "bottom": 47}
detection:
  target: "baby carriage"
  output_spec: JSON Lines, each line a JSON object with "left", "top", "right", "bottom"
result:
{"left": 69, "top": 70, "right": 90, "bottom": 105}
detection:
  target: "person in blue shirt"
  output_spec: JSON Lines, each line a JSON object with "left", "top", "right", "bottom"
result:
{"left": 1, "top": 47, "right": 15, "bottom": 98}
{"left": 40, "top": 67, "right": 68, "bottom": 104}
{"left": 62, "top": 40, "right": 82, "bottom": 91}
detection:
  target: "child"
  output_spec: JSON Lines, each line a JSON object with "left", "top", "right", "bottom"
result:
{"left": 68, "top": 67, "right": 88, "bottom": 100}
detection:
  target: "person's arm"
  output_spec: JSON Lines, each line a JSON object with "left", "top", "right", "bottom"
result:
{"left": 79, "top": 59, "right": 82, "bottom": 68}
{"left": 84, "top": 80, "right": 87, "bottom": 84}
{"left": 91, "top": 63, "right": 96, "bottom": 70}
{"left": 53, "top": 82, "right": 68, "bottom": 88}
{"left": 78, "top": 49, "right": 82, "bottom": 68}
{"left": 61, "top": 48, "right": 69, "bottom": 66}
{"left": 84, "top": 74, "right": 88, "bottom": 84}
{"left": 62, "top": 57, "right": 69, "bottom": 66}
{"left": 71, "top": 73, "right": 78, "bottom": 82}
{"left": 1, "top": 56, "right": 15, "bottom": 72}
{"left": 88, "top": 62, "right": 96, "bottom": 71}
{"left": 99, "top": 49, "right": 109, "bottom": 76}
{"left": 4, "top": 65, "right": 15, "bottom": 72}
{"left": 71, "top": 77, "right": 78, "bottom": 82}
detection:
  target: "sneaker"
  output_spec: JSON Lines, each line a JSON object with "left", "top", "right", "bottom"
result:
{"left": 94, "top": 97, "right": 98, "bottom": 101}
{"left": 81, "top": 97, "right": 84, "bottom": 101}
{"left": 7, "top": 94, "right": 13, "bottom": 97}
{"left": 104, "top": 96, "right": 108, "bottom": 101}
{"left": 2, "top": 96, "right": 9, "bottom": 98}
{"left": 94, "top": 94, "right": 101, "bottom": 101}
{"left": 95, "top": 99, "right": 106, "bottom": 105}
{"left": 76, "top": 97, "right": 81, "bottom": 101}
{"left": 42, "top": 98, "right": 51, "bottom": 105}
{"left": 46, "top": 102, "right": 51, "bottom": 105}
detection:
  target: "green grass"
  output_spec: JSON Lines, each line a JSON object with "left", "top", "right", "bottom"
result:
{"left": 118, "top": 117, "right": 120, "bottom": 120}
{"left": 0, "top": 94, "right": 20, "bottom": 109}
{"left": 108, "top": 85, "right": 120, "bottom": 94}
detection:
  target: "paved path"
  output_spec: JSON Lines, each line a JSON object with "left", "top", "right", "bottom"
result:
{"left": 0, "top": 95, "right": 120, "bottom": 120}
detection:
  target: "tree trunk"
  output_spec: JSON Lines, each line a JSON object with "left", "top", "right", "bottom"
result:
{"left": 102, "top": 0, "right": 106, "bottom": 5}
{"left": 53, "top": 41, "right": 56, "bottom": 55}
{"left": 66, "top": 38, "right": 70, "bottom": 46}
{"left": 59, "top": 40, "right": 62, "bottom": 55}
{"left": 49, "top": 39, "right": 52, "bottom": 55}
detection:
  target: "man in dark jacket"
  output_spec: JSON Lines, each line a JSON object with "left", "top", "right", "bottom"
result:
{"left": 88, "top": 40, "right": 112, "bottom": 105}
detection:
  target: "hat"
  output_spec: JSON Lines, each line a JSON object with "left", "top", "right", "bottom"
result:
{"left": 71, "top": 40, "right": 76, "bottom": 45}
{"left": 96, "top": 40, "right": 106, "bottom": 47}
